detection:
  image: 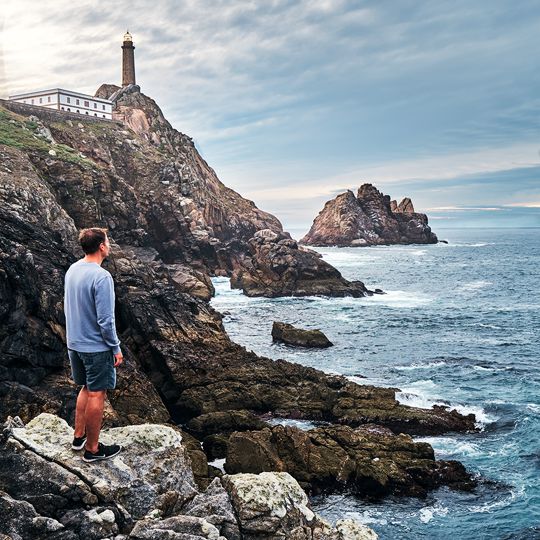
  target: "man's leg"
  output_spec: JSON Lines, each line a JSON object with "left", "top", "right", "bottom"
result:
{"left": 84, "top": 390, "right": 106, "bottom": 453}
{"left": 74, "top": 386, "right": 89, "bottom": 437}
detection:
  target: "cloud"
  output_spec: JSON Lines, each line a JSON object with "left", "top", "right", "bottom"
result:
{"left": 3, "top": 0, "right": 540, "bottom": 228}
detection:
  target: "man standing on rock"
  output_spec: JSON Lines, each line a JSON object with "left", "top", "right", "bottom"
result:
{"left": 64, "top": 228, "right": 123, "bottom": 462}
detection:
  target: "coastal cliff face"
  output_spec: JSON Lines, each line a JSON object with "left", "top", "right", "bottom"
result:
{"left": 0, "top": 92, "right": 477, "bottom": 538}
{"left": 300, "top": 184, "right": 438, "bottom": 247}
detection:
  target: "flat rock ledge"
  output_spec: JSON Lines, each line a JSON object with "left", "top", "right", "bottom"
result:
{"left": 0, "top": 413, "right": 377, "bottom": 540}
{"left": 225, "top": 424, "right": 476, "bottom": 498}
{"left": 272, "top": 321, "right": 334, "bottom": 348}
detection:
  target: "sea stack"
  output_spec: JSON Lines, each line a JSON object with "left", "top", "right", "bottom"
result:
{"left": 300, "top": 183, "right": 438, "bottom": 247}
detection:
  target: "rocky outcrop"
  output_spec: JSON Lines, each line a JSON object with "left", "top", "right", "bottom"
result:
{"left": 222, "top": 472, "right": 377, "bottom": 539}
{"left": 272, "top": 322, "right": 333, "bottom": 348}
{"left": 0, "top": 414, "right": 377, "bottom": 540}
{"left": 301, "top": 184, "right": 438, "bottom": 247}
{"left": 230, "top": 229, "right": 370, "bottom": 297}
{"left": 225, "top": 424, "right": 475, "bottom": 498}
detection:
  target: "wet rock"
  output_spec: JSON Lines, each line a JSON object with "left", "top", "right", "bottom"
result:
{"left": 225, "top": 424, "right": 476, "bottom": 498}
{"left": 230, "top": 231, "right": 370, "bottom": 298}
{"left": 272, "top": 322, "right": 333, "bottom": 348}
{"left": 301, "top": 184, "right": 437, "bottom": 247}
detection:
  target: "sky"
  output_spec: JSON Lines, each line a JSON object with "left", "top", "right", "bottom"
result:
{"left": 1, "top": 0, "right": 539, "bottom": 231}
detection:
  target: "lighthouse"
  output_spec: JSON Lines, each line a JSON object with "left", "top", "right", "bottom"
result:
{"left": 121, "top": 31, "right": 136, "bottom": 86}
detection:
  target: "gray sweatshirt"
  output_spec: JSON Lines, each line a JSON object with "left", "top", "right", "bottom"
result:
{"left": 64, "top": 260, "right": 121, "bottom": 354}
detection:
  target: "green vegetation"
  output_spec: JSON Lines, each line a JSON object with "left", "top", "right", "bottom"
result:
{"left": 0, "top": 107, "right": 97, "bottom": 169}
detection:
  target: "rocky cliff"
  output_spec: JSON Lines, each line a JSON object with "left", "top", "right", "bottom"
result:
{"left": 301, "top": 184, "right": 438, "bottom": 247}
{"left": 0, "top": 90, "right": 478, "bottom": 538}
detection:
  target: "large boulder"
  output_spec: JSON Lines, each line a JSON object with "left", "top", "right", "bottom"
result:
{"left": 272, "top": 321, "right": 333, "bottom": 348}
{"left": 222, "top": 472, "right": 377, "bottom": 539}
{"left": 4, "top": 413, "right": 198, "bottom": 520}
{"left": 225, "top": 424, "right": 476, "bottom": 498}
{"left": 301, "top": 184, "right": 437, "bottom": 247}
{"left": 230, "top": 231, "right": 370, "bottom": 297}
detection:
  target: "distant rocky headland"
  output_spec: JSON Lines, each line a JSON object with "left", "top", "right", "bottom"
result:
{"left": 0, "top": 86, "right": 475, "bottom": 539}
{"left": 301, "top": 184, "right": 438, "bottom": 247}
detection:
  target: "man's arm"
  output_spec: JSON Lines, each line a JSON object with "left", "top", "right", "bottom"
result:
{"left": 94, "top": 273, "right": 122, "bottom": 358}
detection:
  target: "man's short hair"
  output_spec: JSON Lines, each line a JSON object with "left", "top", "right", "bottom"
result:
{"left": 79, "top": 228, "right": 108, "bottom": 254}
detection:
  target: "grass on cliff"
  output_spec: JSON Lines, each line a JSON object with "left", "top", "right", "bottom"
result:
{"left": 0, "top": 107, "right": 97, "bottom": 168}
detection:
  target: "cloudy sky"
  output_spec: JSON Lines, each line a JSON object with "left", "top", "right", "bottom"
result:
{"left": 1, "top": 0, "right": 539, "bottom": 231}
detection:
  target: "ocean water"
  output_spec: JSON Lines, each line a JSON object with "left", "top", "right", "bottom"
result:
{"left": 210, "top": 228, "right": 540, "bottom": 540}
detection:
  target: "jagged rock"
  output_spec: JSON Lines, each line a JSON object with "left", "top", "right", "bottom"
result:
{"left": 301, "top": 184, "right": 437, "bottom": 247}
{"left": 221, "top": 472, "right": 377, "bottom": 539}
{"left": 272, "top": 322, "right": 333, "bottom": 348}
{"left": 0, "top": 490, "right": 72, "bottom": 540}
{"left": 225, "top": 424, "right": 475, "bottom": 498}
{"left": 187, "top": 411, "right": 269, "bottom": 462}
{"left": 178, "top": 478, "right": 241, "bottom": 540}
{"left": 187, "top": 410, "right": 268, "bottom": 440}
{"left": 396, "top": 197, "right": 414, "bottom": 213}
{"left": 129, "top": 515, "right": 225, "bottom": 540}
{"left": 230, "top": 231, "right": 370, "bottom": 297}
{"left": 6, "top": 413, "right": 198, "bottom": 519}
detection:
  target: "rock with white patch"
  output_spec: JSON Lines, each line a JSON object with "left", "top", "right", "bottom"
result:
{"left": 8, "top": 413, "right": 198, "bottom": 519}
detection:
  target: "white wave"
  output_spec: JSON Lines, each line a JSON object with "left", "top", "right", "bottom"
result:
{"left": 445, "top": 242, "right": 494, "bottom": 247}
{"left": 339, "top": 510, "right": 388, "bottom": 526}
{"left": 267, "top": 418, "right": 320, "bottom": 430}
{"left": 461, "top": 280, "right": 493, "bottom": 291}
{"left": 396, "top": 381, "right": 498, "bottom": 429}
{"left": 415, "top": 436, "right": 484, "bottom": 457}
{"left": 363, "top": 290, "right": 433, "bottom": 308}
{"left": 208, "top": 458, "right": 226, "bottom": 472}
{"left": 395, "top": 361, "right": 447, "bottom": 371}
{"left": 526, "top": 403, "right": 540, "bottom": 414}
{"left": 419, "top": 503, "right": 448, "bottom": 524}
{"left": 467, "top": 486, "right": 525, "bottom": 513}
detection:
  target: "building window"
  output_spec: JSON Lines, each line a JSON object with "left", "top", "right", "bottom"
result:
{"left": 67, "top": 97, "right": 71, "bottom": 103}
{"left": 67, "top": 108, "right": 71, "bottom": 111}
{"left": 102, "top": 104, "right": 105, "bottom": 110}
{"left": 39, "top": 97, "right": 42, "bottom": 103}
{"left": 102, "top": 115, "right": 105, "bottom": 118}
{"left": 94, "top": 103, "right": 97, "bottom": 108}
{"left": 84, "top": 100, "right": 89, "bottom": 107}
{"left": 85, "top": 111, "right": 89, "bottom": 115}
{"left": 61, "top": 107, "right": 64, "bottom": 110}
{"left": 76, "top": 99, "right": 80, "bottom": 105}
{"left": 76, "top": 109, "right": 80, "bottom": 113}
{"left": 31, "top": 99, "right": 34, "bottom": 104}
{"left": 94, "top": 113, "right": 97, "bottom": 116}
{"left": 48, "top": 96, "right": 51, "bottom": 102}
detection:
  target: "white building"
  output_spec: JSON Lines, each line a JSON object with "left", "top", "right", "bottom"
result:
{"left": 8, "top": 88, "right": 113, "bottom": 120}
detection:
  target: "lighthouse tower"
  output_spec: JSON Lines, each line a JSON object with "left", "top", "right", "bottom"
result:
{"left": 121, "top": 31, "right": 136, "bottom": 86}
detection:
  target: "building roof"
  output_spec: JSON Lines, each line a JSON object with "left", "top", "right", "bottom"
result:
{"left": 9, "top": 88, "right": 113, "bottom": 104}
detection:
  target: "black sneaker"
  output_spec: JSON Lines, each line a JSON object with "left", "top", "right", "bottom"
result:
{"left": 82, "top": 442, "right": 122, "bottom": 463}
{"left": 72, "top": 432, "right": 87, "bottom": 451}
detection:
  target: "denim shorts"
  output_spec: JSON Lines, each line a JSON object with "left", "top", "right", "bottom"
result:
{"left": 68, "top": 349, "right": 116, "bottom": 391}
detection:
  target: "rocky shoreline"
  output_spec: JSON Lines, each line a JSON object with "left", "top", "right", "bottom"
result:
{"left": 0, "top": 87, "right": 480, "bottom": 539}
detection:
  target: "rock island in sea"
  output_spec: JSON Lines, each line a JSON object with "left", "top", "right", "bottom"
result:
{"left": 0, "top": 80, "right": 477, "bottom": 539}
{"left": 301, "top": 184, "right": 438, "bottom": 247}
